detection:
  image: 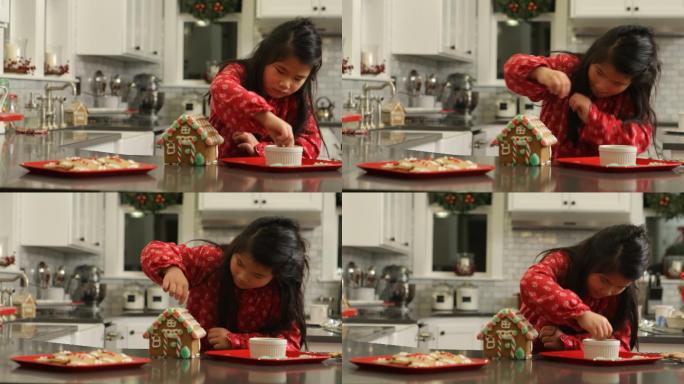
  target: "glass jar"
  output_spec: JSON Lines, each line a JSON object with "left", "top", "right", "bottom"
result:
{"left": 453, "top": 252, "right": 475, "bottom": 276}
{"left": 664, "top": 227, "right": 684, "bottom": 279}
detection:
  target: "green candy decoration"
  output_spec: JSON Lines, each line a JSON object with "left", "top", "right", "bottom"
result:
{"left": 515, "top": 347, "right": 526, "bottom": 360}
{"left": 195, "top": 153, "right": 205, "bottom": 166}
{"left": 529, "top": 153, "right": 540, "bottom": 166}
{"left": 180, "top": 346, "right": 192, "bottom": 359}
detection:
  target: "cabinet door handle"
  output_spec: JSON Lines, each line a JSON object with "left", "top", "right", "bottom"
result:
{"left": 135, "top": 46, "right": 141, "bottom": 51}
{"left": 450, "top": 45, "right": 456, "bottom": 50}
{"left": 129, "top": 330, "right": 135, "bottom": 335}
{"left": 571, "top": 201, "right": 576, "bottom": 206}
{"left": 403, "top": 242, "right": 409, "bottom": 246}
{"left": 390, "top": 237, "right": 396, "bottom": 242}
{"left": 562, "top": 201, "right": 568, "bottom": 206}
{"left": 313, "top": 6, "right": 318, "bottom": 11}
{"left": 467, "top": 50, "right": 472, "bottom": 54}
{"left": 94, "top": 242, "right": 100, "bottom": 247}
{"left": 261, "top": 200, "right": 267, "bottom": 204}
{"left": 79, "top": 237, "right": 85, "bottom": 242}
{"left": 321, "top": 6, "right": 326, "bottom": 11}
{"left": 253, "top": 199, "right": 259, "bottom": 204}
{"left": 153, "top": 51, "right": 158, "bottom": 55}
{"left": 626, "top": 6, "right": 631, "bottom": 11}
{"left": 440, "top": 331, "right": 445, "bottom": 336}
{"left": 634, "top": 6, "right": 639, "bottom": 11}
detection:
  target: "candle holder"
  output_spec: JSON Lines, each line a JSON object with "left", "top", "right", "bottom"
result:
{"left": 360, "top": 45, "right": 385, "bottom": 76}
{"left": 4, "top": 38, "right": 34, "bottom": 75}
{"left": 453, "top": 252, "right": 475, "bottom": 276}
{"left": 45, "top": 45, "right": 69, "bottom": 76}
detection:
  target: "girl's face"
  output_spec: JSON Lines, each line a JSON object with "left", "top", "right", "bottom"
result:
{"left": 230, "top": 252, "right": 274, "bottom": 290}
{"left": 588, "top": 62, "right": 632, "bottom": 99}
{"left": 587, "top": 271, "right": 632, "bottom": 299}
{"left": 262, "top": 56, "right": 312, "bottom": 99}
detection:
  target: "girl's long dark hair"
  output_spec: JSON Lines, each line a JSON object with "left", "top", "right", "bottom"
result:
{"left": 566, "top": 25, "right": 661, "bottom": 144}
{"left": 201, "top": 217, "right": 310, "bottom": 349}
{"left": 538, "top": 224, "right": 650, "bottom": 350}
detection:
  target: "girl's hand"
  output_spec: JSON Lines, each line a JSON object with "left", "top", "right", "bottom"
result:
{"left": 569, "top": 93, "right": 592, "bottom": 123}
{"left": 162, "top": 266, "right": 189, "bottom": 304}
{"left": 207, "top": 328, "right": 232, "bottom": 349}
{"left": 233, "top": 131, "right": 259, "bottom": 156}
{"left": 255, "top": 111, "right": 295, "bottom": 147}
{"left": 531, "top": 66, "right": 571, "bottom": 98}
{"left": 576, "top": 311, "right": 613, "bottom": 340}
{"left": 539, "top": 326, "right": 565, "bottom": 350}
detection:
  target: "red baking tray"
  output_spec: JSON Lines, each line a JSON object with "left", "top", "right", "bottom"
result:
{"left": 350, "top": 354, "right": 489, "bottom": 374}
{"left": 556, "top": 157, "right": 681, "bottom": 173}
{"left": 20, "top": 160, "right": 157, "bottom": 178}
{"left": 539, "top": 350, "right": 662, "bottom": 366}
{"left": 205, "top": 349, "right": 332, "bottom": 365}
{"left": 357, "top": 161, "right": 494, "bottom": 179}
{"left": 11, "top": 354, "right": 151, "bottom": 372}
{"left": 221, "top": 157, "right": 342, "bottom": 173}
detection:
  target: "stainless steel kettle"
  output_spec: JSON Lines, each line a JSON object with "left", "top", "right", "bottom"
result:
{"left": 315, "top": 96, "right": 335, "bottom": 122}
{"left": 66, "top": 265, "right": 106, "bottom": 307}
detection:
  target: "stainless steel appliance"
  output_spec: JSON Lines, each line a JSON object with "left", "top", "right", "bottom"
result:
{"left": 378, "top": 265, "right": 415, "bottom": 313}
{"left": 127, "top": 74, "right": 165, "bottom": 122}
{"left": 66, "top": 265, "right": 106, "bottom": 310}
{"left": 441, "top": 73, "right": 479, "bottom": 122}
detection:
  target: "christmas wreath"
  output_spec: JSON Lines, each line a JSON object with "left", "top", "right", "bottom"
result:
{"left": 495, "top": 0, "right": 552, "bottom": 21}
{"left": 120, "top": 193, "right": 183, "bottom": 214}
{"left": 179, "top": 0, "right": 238, "bottom": 22}
{"left": 644, "top": 194, "right": 684, "bottom": 220}
{"left": 429, "top": 193, "right": 491, "bottom": 213}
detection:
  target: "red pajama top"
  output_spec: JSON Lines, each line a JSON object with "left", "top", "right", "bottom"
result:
{"left": 519, "top": 251, "right": 632, "bottom": 352}
{"left": 209, "top": 63, "right": 321, "bottom": 159}
{"left": 504, "top": 53, "right": 652, "bottom": 158}
{"left": 141, "top": 241, "right": 302, "bottom": 352}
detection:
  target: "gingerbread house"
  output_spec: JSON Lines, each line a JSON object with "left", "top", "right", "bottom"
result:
{"left": 493, "top": 114, "right": 557, "bottom": 166}
{"left": 143, "top": 307, "right": 206, "bottom": 359}
{"left": 382, "top": 100, "right": 406, "bottom": 127}
{"left": 157, "top": 114, "right": 224, "bottom": 166}
{"left": 477, "top": 308, "right": 538, "bottom": 360}
{"left": 64, "top": 101, "right": 88, "bottom": 127}
{"left": 12, "top": 291, "right": 36, "bottom": 319}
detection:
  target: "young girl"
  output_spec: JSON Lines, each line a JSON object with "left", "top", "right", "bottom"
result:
{"left": 504, "top": 25, "right": 661, "bottom": 158}
{"left": 519, "top": 225, "right": 649, "bottom": 352}
{"left": 141, "top": 217, "right": 309, "bottom": 351}
{"left": 210, "top": 18, "right": 323, "bottom": 159}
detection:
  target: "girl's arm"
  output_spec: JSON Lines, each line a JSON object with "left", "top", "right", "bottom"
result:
{"left": 580, "top": 104, "right": 652, "bottom": 153}
{"left": 140, "top": 241, "right": 224, "bottom": 288}
{"left": 225, "top": 322, "right": 302, "bottom": 352}
{"left": 519, "top": 252, "right": 591, "bottom": 324}
{"left": 504, "top": 53, "right": 579, "bottom": 101}
{"left": 253, "top": 111, "right": 322, "bottom": 159}
{"left": 210, "top": 64, "right": 275, "bottom": 133}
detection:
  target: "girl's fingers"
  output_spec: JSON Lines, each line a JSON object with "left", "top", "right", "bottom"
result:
{"left": 162, "top": 278, "right": 169, "bottom": 291}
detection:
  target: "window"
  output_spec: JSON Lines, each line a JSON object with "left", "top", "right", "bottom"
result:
{"left": 124, "top": 212, "right": 179, "bottom": 272}
{"left": 183, "top": 21, "right": 238, "bottom": 81}
{"left": 496, "top": 20, "right": 551, "bottom": 79}
{"left": 432, "top": 212, "right": 488, "bottom": 273}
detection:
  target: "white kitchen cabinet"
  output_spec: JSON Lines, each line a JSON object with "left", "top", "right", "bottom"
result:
{"left": 44, "top": 323, "right": 105, "bottom": 348}
{"left": 508, "top": 193, "right": 631, "bottom": 213}
{"left": 198, "top": 193, "right": 323, "bottom": 211}
{"left": 391, "top": 0, "right": 475, "bottom": 62}
{"left": 570, "top": 0, "right": 684, "bottom": 18}
{"left": 342, "top": 193, "right": 412, "bottom": 254}
{"left": 76, "top": 0, "right": 162, "bottom": 62}
{"left": 257, "top": 0, "right": 341, "bottom": 18}
{"left": 420, "top": 317, "right": 490, "bottom": 351}
{"left": 342, "top": 0, "right": 391, "bottom": 81}
{"left": 19, "top": 193, "right": 104, "bottom": 254}
{"left": 105, "top": 317, "right": 156, "bottom": 350}
{"left": 0, "top": 0, "right": 9, "bottom": 25}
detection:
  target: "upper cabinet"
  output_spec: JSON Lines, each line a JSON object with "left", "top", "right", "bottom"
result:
{"left": 19, "top": 193, "right": 104, "bottom": 255}
{"left": 391, "top": 0, "right": 476, "bottom": 62}
{"left": 508, "top": 193, "right": 632, "bottom": 213}
{"left": 571, "top": 0, "right": 684, "bottom": 18}
{"left": 198, "top": 193, "right": 323, "bottom": 212}
{"left": 75, "top": 0, "right": 162, "bottom": 63}
{"left": 257, "top": 0, "right": 341, "bottom": 18}
{"left": 342, "top": 0, "right": 391, "bottom": 81}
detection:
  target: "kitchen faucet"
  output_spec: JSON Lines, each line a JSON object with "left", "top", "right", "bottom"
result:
{"left": 0, "top": 270, "right": 30, "bottom": 305}
{"left": 360, "top": 80, "right": 397, "bottom": 130}
{"left": 38, "top": 82, "right": 77, "bottom": 130}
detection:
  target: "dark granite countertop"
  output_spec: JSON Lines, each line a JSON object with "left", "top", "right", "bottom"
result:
{"left": 342, "top": 339, "right": 684, "bottom": 384}
{"left": 0, "top": 128, "right": 341, "bottom": 192}
{"left": 1, "top": 323, "right": 78, "bottom": 342}
{"left": 0, "top": 339, "right": 342, "bottom": 384}
{"left": 342, "top": 129, "right": 684, "bottom": 192}
{"left": 423, "top": 310, "right": 498, "bottom": 318}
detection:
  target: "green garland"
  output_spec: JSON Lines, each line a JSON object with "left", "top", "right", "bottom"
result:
{"left": 179, "top": 0, "right": 238, "bottom": 22}
{"left": 429, "top": 193, "right": 492, "bottom": 213}
{"left": 495, "top": 0, "right": 551, "bottom": 21}
{"left": 644, "top": 193, "right": 684, "bottom": 220}
{"left": 120, "top": 193, "right": 183, "bottom": 214}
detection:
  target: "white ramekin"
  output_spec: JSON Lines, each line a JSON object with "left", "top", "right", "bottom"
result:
{"left": 264, "top": 145, "right": 303, "bottom": 166}
{"left": 583, "top": 338, "right": 620, "bottom": 360}
{"left": 599, "top": 145, "right": 637, "bottom": 166}
{"left": 249, "top": 337, "right": 287, "bottom": 359}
